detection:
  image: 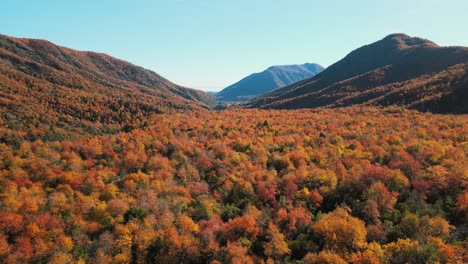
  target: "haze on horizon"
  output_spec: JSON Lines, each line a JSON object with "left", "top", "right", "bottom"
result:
{"left": 2, "top": 0, "right": 468, "bottom": 91}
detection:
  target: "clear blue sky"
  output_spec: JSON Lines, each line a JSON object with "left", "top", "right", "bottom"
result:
{"left": 2, "top": 0, "right": 468, "bottom": 91}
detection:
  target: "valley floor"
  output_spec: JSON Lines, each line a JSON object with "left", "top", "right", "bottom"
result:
{"left": 0, "top": 107, "right": 467, "bottom": 263}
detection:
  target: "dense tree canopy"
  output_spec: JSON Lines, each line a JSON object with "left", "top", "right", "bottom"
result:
{"left": 0, "top": 107, "right": 467, "bottom": 263}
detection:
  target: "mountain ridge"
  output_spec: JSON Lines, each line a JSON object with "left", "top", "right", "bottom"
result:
{"left": 216, "top": 63, "right": 324, "bottom": 101}
{"left": 248, "top": 34, "right": 468, "bottom": 113}
{"left": 0, "top": 34, "right": 214, "bottom": 105}
{"left": 0, "top": 34, "right": 214, "bottom": 140}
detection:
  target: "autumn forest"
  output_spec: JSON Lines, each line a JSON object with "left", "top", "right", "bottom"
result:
{"left": 0, "top": 107, "right": 466, "bottom": 263}
{"left": 0, "top": 31, "right": 468, "bottom": 264}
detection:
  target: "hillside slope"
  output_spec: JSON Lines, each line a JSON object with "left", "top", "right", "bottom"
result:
{"left": 0, "top": 34, "right": 214, "bottom": 140}
{"left": 248, "top": 34, "right": 468, "bottom": 113}
{"left": 216, "top": 63, "right": 323, "bottom": 101}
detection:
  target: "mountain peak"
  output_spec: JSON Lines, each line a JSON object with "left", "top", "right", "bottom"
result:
{"left": 217, "top": 63, "right": 324, "bottom": 101}
{"left": 381, "top": 33, "right": 438, "bottom": 49}
{"left": 249, "top": 34, "right": 468, "bottom": 112}
{"left": 267, "top": 65, "right": 281, "bottom": 71}
{"left": 266, "top": 63, "right": 323, "bottom": 72}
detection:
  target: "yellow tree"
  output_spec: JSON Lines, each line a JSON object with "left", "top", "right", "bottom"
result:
{"left": 313, "top": 207, "right": 367, "bottom": 253}
{"left": 303, "top": 250, "right": 347, "bottom": 264}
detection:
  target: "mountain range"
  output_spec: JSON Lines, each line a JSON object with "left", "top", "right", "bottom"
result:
{"left": 1, "top": 31, "right": 468, "bottom": 134}
{"left": 0, "top": 34, "right": 214, "bottom": 139}
{"left": 248, "top": 34, "right": 468, "bottom": 113}
{"left": 0, "top": 32, "right": 466, "bottom": 264}
{"left": 216, "top": 63, "right": 324, "bottom": 101}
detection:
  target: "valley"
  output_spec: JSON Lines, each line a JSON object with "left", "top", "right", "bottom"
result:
{"left": 1, "top": 108, "right": 467, "bottom": 263}
{"left": 0, "top": 32, "right": 467, "bottom": 263}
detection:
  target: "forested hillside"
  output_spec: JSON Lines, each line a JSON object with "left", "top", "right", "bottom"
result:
{"left": 0, "top": 34, "right": 214, "bottom": 141}
{"left": 249, "top": 34, "right": 468, "bottom": 113}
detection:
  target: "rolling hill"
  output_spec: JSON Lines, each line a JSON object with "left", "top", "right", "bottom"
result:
{"left": 248, "top": 34, "right": 468, "bottom": 113}
{"left": 216, "top": 63, "right": 323, "bottom": 101}
{"left": 0, "top": 34, "right": 214, "bottom": 140}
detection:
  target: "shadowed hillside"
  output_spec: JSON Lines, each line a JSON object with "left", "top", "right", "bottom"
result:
{"left": 248, "top": 34, "right": 468, "bottom": 113}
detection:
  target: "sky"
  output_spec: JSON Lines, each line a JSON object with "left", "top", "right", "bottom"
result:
{"left": 2, "top": 0, "right": 468, "bottom": 91}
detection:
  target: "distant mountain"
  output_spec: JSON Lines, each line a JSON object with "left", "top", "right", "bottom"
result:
{"left": 216, "top": 63, "right": 324, "bottom": 101}
{"left": 248, "top": 34, "right": 468, "bottom": 113}
{"left": 0, "top": 34, "right": 214, "bottom": 140}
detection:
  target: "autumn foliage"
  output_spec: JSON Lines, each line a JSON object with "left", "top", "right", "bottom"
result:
{"left": 0, "top": 107, "right": 467, "bottom": 263}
